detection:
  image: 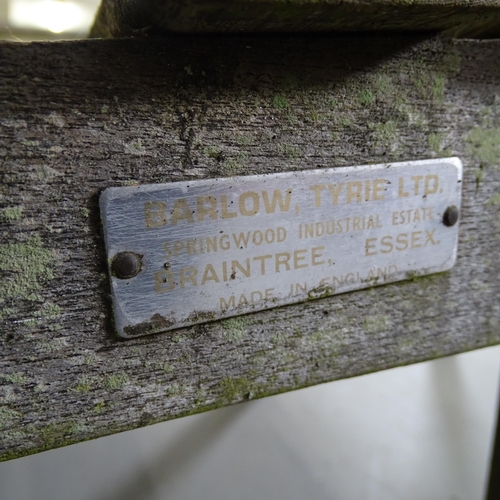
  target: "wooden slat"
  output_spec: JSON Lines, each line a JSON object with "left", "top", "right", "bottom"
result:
{"left": 91, "top": 0, "right": 500, "bottom": 38}
{"left": 1, "top": 34, "right": 500, "bottom": 461}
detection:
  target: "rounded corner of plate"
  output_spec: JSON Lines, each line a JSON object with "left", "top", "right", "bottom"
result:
{"left": 442, "top": 249, "right": 458, "bottom": 272}
{"left": 446, "top": 157, "right": 463, "bottom": 179}
{"left": 99, "top": 188, "right": 113, "bottom": 210}
{"left": 116, "top": 329, "right": 133, "bottom": 340}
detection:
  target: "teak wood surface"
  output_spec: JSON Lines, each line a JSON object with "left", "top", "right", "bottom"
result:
{"left": 92, "top": 0, "right": 500, "bottom": 38}
{"left": 1, "top": 34, "right": 499, "bottom": 461}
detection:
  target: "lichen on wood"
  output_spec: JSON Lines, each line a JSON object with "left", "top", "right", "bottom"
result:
{"left": 0, "top": 34, "right": 500, "bottom": 462}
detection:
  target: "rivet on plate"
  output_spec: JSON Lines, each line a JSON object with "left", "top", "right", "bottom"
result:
{"left": 443, "top": 205, "right": 459, "bottom": 227}
{"left": 111, "top": 252, "right": 142, "bottom": 279}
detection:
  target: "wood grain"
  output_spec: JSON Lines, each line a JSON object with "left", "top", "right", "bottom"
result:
{"left": 1, "top": 34, "right": 500, "bottom": 461}
{"left": 91, "top": 0, "right": 500, "bottom": 38}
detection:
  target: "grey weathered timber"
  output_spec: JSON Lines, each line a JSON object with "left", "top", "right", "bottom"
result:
{"left": 91, "top": 0, "right": 500, "bottom": 38}
{"left": 1, "top": 34, "right": 500, "bottom": 462}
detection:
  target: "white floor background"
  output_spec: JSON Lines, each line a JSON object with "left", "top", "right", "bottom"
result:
{"left": 1, "top": 346, "right": 499, "bottom": 500}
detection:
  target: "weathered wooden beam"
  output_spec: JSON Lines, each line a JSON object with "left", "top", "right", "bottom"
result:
{"left": 90, "top": 0, "right": 500, "bottom": 38}
{"left": 1, "top": 35, "right": 500, "bottom": 462}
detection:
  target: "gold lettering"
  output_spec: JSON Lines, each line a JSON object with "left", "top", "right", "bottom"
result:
{"left": 253, "top": 254, "right": 272, "bottom": 275}
{"left": 327, "top": 183, "right": 344, "bottom": 205}
{"left": 373, "top": 179, "right": 385, "bottom": 200}
{"left": 201, "top": 264, "right": 220, "bottom": 285}
{"left": 396, "top": 233, "right": 409, "bottom": 251}
{"left": 239, "top": 191, "right": 259, "bottom": 216}
{"left": 252, "top": 230, "right": 264, "bottom": 245}
{"left": 221, "top": 195, "right": 237, "bottom": 219}
{"left": 155, "top": 269, "right": 175, "bottom": 293}
{"left": 365, "top": 238, "right": 377, "bottom": 256}
{"left": 262, "top": 189, "right": 292, "bottom": 213}
{"left": 312, "top": 246, "right": 325, "bottom": 266}
{"left": 411, "top": 231, "right": 422, "bottom": 248}
{"left": 145, "top": 201, "right": 167, "bottom": 228}
{"left": 425, "top": 174, "right": 439, "bottom": 195}
{"left": 173, "top": 240, "right": 184, "bottom": 257}
{"left": 310, "top": 184, "right": 326, "bottom": 207}
{"left": 380, "top": 235, "right": 393, "bottom": 254}
{"left": 233, "top": 231, "right": 251, "bottom": 248}
{"left": 305, "top": 223, "right": 314, "bottom": 238}
{"left": 398, "top": 177, "right": 409, "bottom": 198}
{"left": 265, "top": 229, "right": 275, "bottom": 244}
{"left": 424, "top": 229, "right": 438, "bottom": 246}
{"left": 277, "top": 227, "right": 287, "bottom": 242}
{"left": 197, "top": 196, "right": 217, "bottom": 222}
{"left": 365, "top": 180, "right": 371, "bottom": 202}
{"left": 411, "top": 175, "right": 424, "bottom": 195}
{"left": 220, "top": 235, "right": 230, "bottom": 250}
{"left": 171, "top": 198, "right": 194, "bottom": 225}
{"left": 163, "top": 242, "right": 173, "bottom": 259}
{"left": 206, "top": 236, "right": 217, "bottom": 252}
{"left": 346, "top": 181, "right": 362, "bottom": 203}
{"left": 275, "top": 252, "right": 291, "bottom": 272}
{"left": 186, "top": 238, "right": 197, "bottom": 255}
{"left": 231, "top": 259, "right": 251, "bottom": 278}
{"left": 180, "top": 267, "right": 198, "bottom": 287}
{"left": 220, "top": 295, "right": 235, "bottom": 310}
{"left": 293, "top": 249, "right": 308, "bottom": 269}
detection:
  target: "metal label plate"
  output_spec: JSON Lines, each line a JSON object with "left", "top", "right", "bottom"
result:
{"left": 100, "top": 158, "right": 462, "bottom": 338}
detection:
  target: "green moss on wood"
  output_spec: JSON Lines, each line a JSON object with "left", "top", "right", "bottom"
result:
{"left": 275, "top": 143, "right": 300, "bottom": 158}
{"left": 0, "top": 236, "right": 55, "bottom": 305}
{"left": 35, "top": 165, "right": 59, "bottom": 182}
{"left": 372, "top": 73, "right": 394, "bottom": 99}
{"left": 466, "top": 127, "right": 500, "bottom": 166}
{"left": 487, "top": 193, "right": 500, "bottom": 206}
{"left": 74, "top": 375, "right": 94, "bottom": 393}
{"left": 358, "top": 89, "right": 374, "bottom": 106}
{"left": 1, "top": 206, "right": 23, "bottom": 222}
{"left": 94, "top": 402, "right": 106, "bottom": 414}
{"left": 217, "top": 377, "right": 253, "bottom": 404}
{"left": 40, "top": 302, "right": 61, "bottom": 318}
{"left": 428, "top": 133, "right": 451, "bottom": 156}
{"left": 162, "top": 363, "right": 174, "bottom": 374}
{"left": 39, "top": 421, "right": 78, "bottom": 448}
{"left": 105, "top": 373, "right": 130, "bottom": 390}
{"left": 167, "top": 383, "right": 182, "bottom": 396}
{"left": 431, "top": 75, "right": 445, "bottom": 101}
{"left": 0, "top": 407, "right": 22, "bottom": 430}
{"left": 204, "top": 145, "right": 223, "bottom": 160}
{"left": 474, "top": 167, "right": 484, "bottom": 190}
{"left": 371, "top": 120, "right": 398, "bottom": 148}
{"left": 364, "top": 315, "right": 388, "bottom": 334}
{"left": 125, "top": 138, "right": 146, "bottom": 155}
{"left": 3, "top": 373, "right": 27, "bottom": 384}
{"left": 223, "top": 158, "right": 243, "bottom": 172}
{"left": 221, "top": 316, "right": 251, "bottom": 342}
{"left": 272, "top": 93, "right": 289, "bottom": 110}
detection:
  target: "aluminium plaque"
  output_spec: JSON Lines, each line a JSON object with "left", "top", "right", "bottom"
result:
{"left": 101, "top": 158, "right": 462, "bottom": 338}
